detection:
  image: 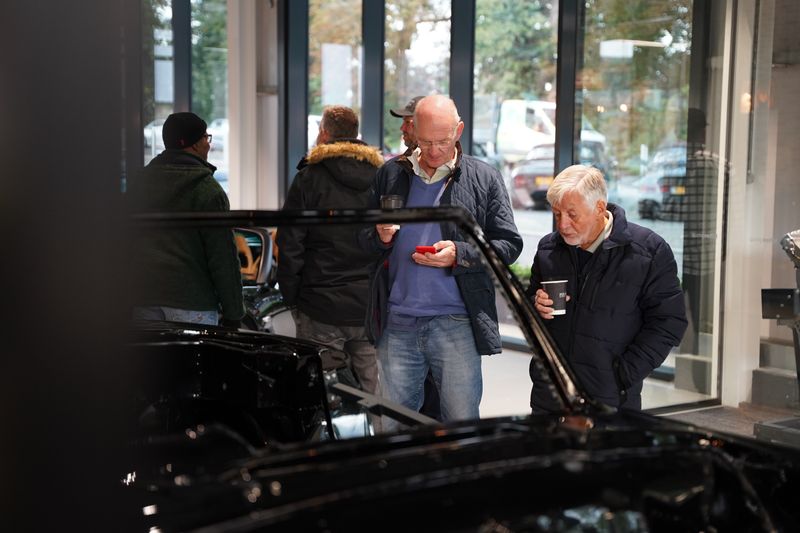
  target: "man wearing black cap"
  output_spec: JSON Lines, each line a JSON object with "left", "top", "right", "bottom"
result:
{"left": 129, "top": 112, "right": 244, "bottom": 327}
{"left": 390, "top": 96, "right": 424, "bottom": 152}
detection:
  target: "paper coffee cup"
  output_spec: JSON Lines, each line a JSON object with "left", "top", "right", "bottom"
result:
{"left": 380, "top": 195, "right": 403, "bottom": 230}
{"left": 541, "top": 280, "right": 568, "bottom": 315}
{"left": 380, "top": 195, "right": 404, "bottom": 209}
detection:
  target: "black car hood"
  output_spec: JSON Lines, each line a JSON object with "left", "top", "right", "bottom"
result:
{"left": 125, "top": 210, "right": 800, "bottom": 533}
{"left": 127, "top": 408, "right": 800, "bottom": 532}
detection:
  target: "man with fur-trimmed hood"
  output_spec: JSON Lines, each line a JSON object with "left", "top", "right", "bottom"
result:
{"left": 277, "top": 105, "right": 384, "bottom": 395}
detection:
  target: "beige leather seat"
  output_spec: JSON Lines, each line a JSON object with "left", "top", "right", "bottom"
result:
{"left": 234, "top": 233, "right": 261, "bottom": 281}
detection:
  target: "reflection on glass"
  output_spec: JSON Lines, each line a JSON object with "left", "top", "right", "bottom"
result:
{"left": 474, "top": 2, "right": 559, "bottom": 389}
{"left": 580, "top": 1, "right": 725, "bottom": 407}
{"left": 383, "top": 0, "right": 451, "bottom": 157}
{"left": 142, "top": 0, "right": 174, "bottom": 165}
{"left": 474, "top": 0, "right": 559, "bottom": 311}
{"left": 309, "top": 0, "right": 363, "bottom": 151}
{"left": 192, "top": 0, "right": 229, "bottom": 187}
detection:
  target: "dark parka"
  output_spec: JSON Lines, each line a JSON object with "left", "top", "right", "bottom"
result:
{"left": 360, "top": 143, "right": 523, "bottom": 354}
{"left": 277, "top": 140, "right": 384, "bottom": 326}
{"left": 128, "top": 149, "right": 244, "bottom": 320}
{"left": 527, "top": 204, "right": 687, "bottom": 411}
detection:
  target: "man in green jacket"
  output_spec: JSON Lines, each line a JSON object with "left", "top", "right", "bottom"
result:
{"left": 129, "top": 112, "right": 244, "bottom": 327}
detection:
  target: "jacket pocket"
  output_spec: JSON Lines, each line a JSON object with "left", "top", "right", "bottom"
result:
{"left": 612, "top": 357, "right": 630, "bottom": 407}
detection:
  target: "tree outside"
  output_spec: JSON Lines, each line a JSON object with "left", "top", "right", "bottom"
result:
{"left": 191, "top": 0, "right": 227, "bottom": 124}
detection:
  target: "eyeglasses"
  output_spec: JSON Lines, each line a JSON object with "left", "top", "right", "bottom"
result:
{"left": 203, "top": 133, "right": 213, "bottom": 142}
{"left": 416, "top": 126, "right": 458, "bottom": 150}
{"left": 417, "top": 139, "right": 453, "bottom": 149}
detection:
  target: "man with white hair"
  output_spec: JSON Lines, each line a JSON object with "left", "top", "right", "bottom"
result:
{"left": 360, "top": 95, "right": 522, "bottom": 425}
{"left": 528, "top": 164, "right": 687, "bottom": 412}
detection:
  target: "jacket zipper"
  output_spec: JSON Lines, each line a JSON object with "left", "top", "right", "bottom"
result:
{"left": 565, "top": 247, "right": 595, "bottom": 360}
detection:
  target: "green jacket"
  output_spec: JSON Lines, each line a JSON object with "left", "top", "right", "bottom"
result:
{"left": 129, "top": 150, "right": 244, "bottom": 320}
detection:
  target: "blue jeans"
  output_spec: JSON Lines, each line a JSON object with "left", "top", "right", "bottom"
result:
{"left": 133, "top": 306, "right": 219, "bottom": 326}
{"left": 377, "top": 314, "right": 482, "bottom": 427}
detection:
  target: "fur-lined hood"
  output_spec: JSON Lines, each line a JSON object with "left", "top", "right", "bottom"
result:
{"left": 306, "top": 140, "right": 384, "bottom": 168}
{"left": 296, "top": 139, "right": 383, "bottom": 192}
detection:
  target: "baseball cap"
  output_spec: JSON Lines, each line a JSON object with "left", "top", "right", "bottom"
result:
{"left": 389, "top": 96, "right": 424, "bottom": 118}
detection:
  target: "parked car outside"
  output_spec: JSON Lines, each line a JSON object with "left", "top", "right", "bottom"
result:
{"left": 471, "top": 140, "right": 504, "bottom": 173}
{"left": 508, "top": 143, "right": 556, "bottom": 210}
{"left": 125, "top": 208, "right": 800, "bottom": 532}
{"left": 578, "top": 138, "right": 617, "bottom": 185}
{"left": 495, "top": 99, "right": 608, "bottom": 165}
{"left": 508, "top": 141, "right": 617, "bottom": 211}
{"left": 636, "top": 142, "right": 687, "bottom": 220}
{"left": 632, "top": 172, "right": 663, "bottom": 219}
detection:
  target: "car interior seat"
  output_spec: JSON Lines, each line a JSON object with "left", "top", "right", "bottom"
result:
{"left": 234, "top": 233, "right": 261, "bottom": 281}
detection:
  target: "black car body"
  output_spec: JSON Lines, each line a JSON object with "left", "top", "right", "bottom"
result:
{"left": 126, "top": 208, "right": 800, "bottom": 532}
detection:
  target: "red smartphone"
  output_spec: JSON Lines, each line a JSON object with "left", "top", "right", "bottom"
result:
{"left": 415, "top": 245, "right": 437, "bottom": 254}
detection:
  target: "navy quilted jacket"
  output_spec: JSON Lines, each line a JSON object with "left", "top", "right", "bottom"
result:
{"left": 527, "top": 204, "right": 687, "bottom": 411}
{"left": 360, "top": 144, "right": 522, "bottom": 354}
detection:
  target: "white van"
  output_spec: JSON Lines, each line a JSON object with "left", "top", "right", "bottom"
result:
{"left": 495, "top": 99, "right": 606, "bottom": 164}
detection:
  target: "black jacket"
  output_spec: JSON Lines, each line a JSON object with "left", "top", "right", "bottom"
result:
{"left": 527, "top": 204, "right": 687, "bottom": 411}
{"left": 360, "top": 143, "right": 523, "bottom": 354}
{"left": 128, "top": 150, "right": 244, "bottom": 320}
{"left": 277, "top": 140, "right": 384, "bottom": 326}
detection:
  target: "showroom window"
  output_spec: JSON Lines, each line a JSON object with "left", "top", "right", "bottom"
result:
{"left": 578, "top": 0, "right": 725, "bottom": 406}
{"left": 308, "top": 0, "right": 363, "bottom": 151}
{"left": 141, "top": 0, "right": 229, "bottom": 192}
{"left": 474, "top": 0, "right": 559, "bottom": 273}
{"left": 229, "top": 0, "right": 730, "bottom": 413}
{"left": 191, "top": 0, "right": 229, "bottom": 187}
{"left": 383, "top": 0, "right": 451, "bottom": 157}
{"left": 142, "top": 0, "right": 174, "bottom": 166}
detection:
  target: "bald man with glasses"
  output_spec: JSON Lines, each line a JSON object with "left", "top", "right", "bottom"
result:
{"left": 360, "top": 95, "right": 522, "bottom": 428}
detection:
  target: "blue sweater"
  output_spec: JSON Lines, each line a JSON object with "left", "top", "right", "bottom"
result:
{"left": 387, "top": 177, "right": 467, "bottom": 318}
{"left": 359, "top": 145, "right": 523, "bottom": 354}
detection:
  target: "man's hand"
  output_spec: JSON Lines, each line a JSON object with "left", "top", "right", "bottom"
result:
{"left": 533, "top": 288, "right": 570, "bottom": 320}
{"left": 412, "top": 240, "right": 456, "bottom": 268}
{"left": 376, "top": 223, "right": 399, "bottom": 244}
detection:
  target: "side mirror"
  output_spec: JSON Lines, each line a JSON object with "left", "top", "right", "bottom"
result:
{"left": 233, "top": 227, "right": 275, "bottom": 286}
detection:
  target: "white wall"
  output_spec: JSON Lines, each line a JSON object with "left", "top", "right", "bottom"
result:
{"left": 721, "top": 0, "right": 776, "bottom": 407}
{"left": 227, "top": 0, "right": 281, "bottom": 210}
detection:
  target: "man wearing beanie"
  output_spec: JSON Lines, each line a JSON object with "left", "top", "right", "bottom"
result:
{"left": 129, "top": 112, "right": 244, "bottom": 327}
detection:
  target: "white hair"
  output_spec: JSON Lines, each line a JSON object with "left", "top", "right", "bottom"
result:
{"left": 546, "top": 164, "right": 607, "bottom": 208}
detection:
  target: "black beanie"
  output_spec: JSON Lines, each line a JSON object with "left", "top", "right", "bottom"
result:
{"left": 162, "top": 112, "right": 207, "bottom": 149}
